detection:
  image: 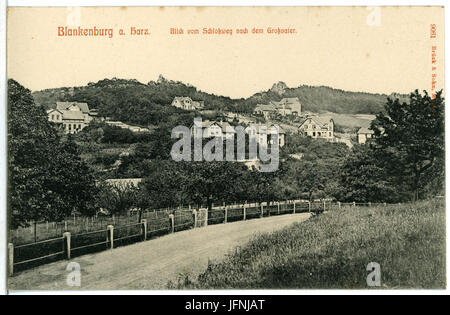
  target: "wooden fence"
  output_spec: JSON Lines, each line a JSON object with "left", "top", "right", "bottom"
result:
{"left": 7, "top": 200, "right": 391, "bottom": 275}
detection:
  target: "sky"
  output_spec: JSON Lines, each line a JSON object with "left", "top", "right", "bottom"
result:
{"left": 7, "top": 6, "right": 445, "bottom": 98}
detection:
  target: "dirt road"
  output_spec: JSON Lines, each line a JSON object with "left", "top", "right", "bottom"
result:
{"left": 8, "top": 213, "right": 310, "bottom": 291}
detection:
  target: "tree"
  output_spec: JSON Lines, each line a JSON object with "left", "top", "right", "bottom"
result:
{"left": 337, "top": 145, "right": 400, "bottom": 202}
{"left": 95, "top": 182, "right": 135, "bottom": 216}
{"left": 139, "top": 160, "right": 189, "bottom": 209}
{"left": 129, "top": 184, "right": 152, "bottom": 222}
{"left": 182, "top": 161, "right": 249, "bottom": 214}
{"left": 8, "top": 79, "right": 97, "bottom": 234}
{"left": 286, "top": 160, "right": 328, "bottom": 201}
{"left": 371, "top": 90, "right": 444, "bottom": 201}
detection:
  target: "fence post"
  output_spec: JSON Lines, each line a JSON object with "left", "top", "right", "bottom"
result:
{"left": 338, "top": 201, "right": 341, "bottom": 209}
{"left": 192, "top": 210, "right": 198, "bottom": 228}
{"left": 384, "top": 202, "right": 387, "bottom": 207}
{"left": 353, "top": 201, "right": 356, "bottom": 207}
{"left": 63, "top": 232, "right": 71, "bottom": 260}
{"left": 141, "top": 219, "right": 147, "bottom": 241}
{"left": 169, "top": 214, "right": 175, "bottom": 233}
{"left": 277, "top": 202, "right": 280, "bottom": 215}
{"left": 8, "top": 243, "right": 14, "bottom": 276}
{"left": 224, "top": 206, "right": 228, "bottom": 224}
{"left": 308, "top": 201, "right": 311, "bottom": 212}
{"left": 205, "top": 208, "right": 208, "bottom": 227}
{"left": 243, "top": 204, "right": 247, "bottom": 220}
{"left": 369, "top": 202, "right": 372, "bottom": 207}
{"left": 260, "top": 204, "right": 264, "bottom": 218}
{"left": 323, "top": 200, "right": 326, "bottom": 211}
{"left": 107, "top": 225, "right": 114, "bottom": 249}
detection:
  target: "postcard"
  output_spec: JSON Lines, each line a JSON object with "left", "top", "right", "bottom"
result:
{"left": 5, "top": 6, "right": 445, "bottom": 293}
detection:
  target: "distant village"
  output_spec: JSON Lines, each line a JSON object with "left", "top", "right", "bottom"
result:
{"left": 46, "top": 96, "right": 374, "bottom": 146}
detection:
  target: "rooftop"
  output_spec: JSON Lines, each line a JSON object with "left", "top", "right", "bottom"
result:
{"left": 56, "top": 101, "right": 90, "bottom": 114}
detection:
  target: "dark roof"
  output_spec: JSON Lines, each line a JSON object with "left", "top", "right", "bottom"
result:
{"left": 357, "top": 127, "right": 374, "bottom": 134}
{"left": 56, "top": 102, "right": 90, "bottom": 114}
{"left": 299, "top": 116, "right": 333, "bottom": 128}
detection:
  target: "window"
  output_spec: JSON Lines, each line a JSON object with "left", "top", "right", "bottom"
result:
{"left": 313, "top": 132, "right": 316, "bottom": 137}
{"left": 329, "top": 132, "right": 332, "bottom": 137}
{"left": 51, "top": 114, "right": 54, "bottom": 120}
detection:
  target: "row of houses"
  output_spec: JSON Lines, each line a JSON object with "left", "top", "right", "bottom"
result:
{"left": 191, "top": 120, "right": 286, "bottom": 147}
{"left": 171, "top": 96, "right": 302, "bottom": 119}
{"left": 47, "top": 100, "right": 371, "bottom": 145}
{"left": 191, "top": 115, "right": 339, "bottom": 146}
{"left": 188, "top": 116, "right": 335, "bottom": 146}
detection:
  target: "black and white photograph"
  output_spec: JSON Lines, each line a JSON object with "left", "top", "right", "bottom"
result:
{"left": 1, "top": 4, "right": 447, "bottom": 295}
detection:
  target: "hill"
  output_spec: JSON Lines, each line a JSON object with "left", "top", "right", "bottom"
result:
{"left": 248, "top": 82, "right": 409, "bottom": 114}
{"left": 31, "top": 77, "right": 409, "bottom": 126}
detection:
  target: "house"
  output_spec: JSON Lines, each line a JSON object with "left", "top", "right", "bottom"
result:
{"left": 298, "top": 116, "right": 335, "bottom": 141}
{"left": 47, "top": 109, "right": 64, "bottom": 124}
{"left": 253, "top": 97, "right": 301, "bottom": 118}
{"left": 245, "top": 124, "right": 286, "bottom": 147}
{"left": 47, "top": 101, "right": 95, "bottom": 134}
{"left": 190, "top": 120, "right": 285, "bottom": 147}
{"left": 357, "top": 127, "right": 375, "bottom": 144}
{"left": 105, "top": 121, "right": 150, "bottom": 133}
{"left": 273, "top": 97, "right": 302, "bottom": 116}
{"left": 190, "top": 120, "right": 236, "bottom": 139}
{"left": 171, "top": 96, "right": 205, "bottom": 110}
{"left": 254, "top": 104, "right": 277, "bottom": 119}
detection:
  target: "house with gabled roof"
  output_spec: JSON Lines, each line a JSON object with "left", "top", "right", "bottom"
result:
{"left": 47, "top": 101, "right": 97, "bottom": 134}
{"left": 298, "top": 116, "right": 335, "bottom": 141}
{"left": 253, "top": 97, "right": 301, "bottom": 118}
{"left": 190, "top": 120, "right": 236, "bottom": 139}
{"left": 56, "top": 101, "right": 90, "bottom": 114}
{"left": 245, "top": 123, "right": 286, "bottom": 147}
{"left": 357, "top": 127, "right": 375, "bottom": 144}
{"left": 171, "top": 96, "right": 205, "bottom": 110}
{"left": 275, "top": 97, "right": 302, "bottom": 115}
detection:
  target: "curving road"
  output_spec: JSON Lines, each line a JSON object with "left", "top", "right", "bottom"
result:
{"left": 8, "top": 213, "right": 311, "bottom": 291}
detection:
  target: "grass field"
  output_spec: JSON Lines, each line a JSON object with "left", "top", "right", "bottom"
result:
{"left": 185, "top": 199, "right": 445, "bottom": 289}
